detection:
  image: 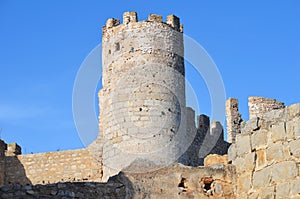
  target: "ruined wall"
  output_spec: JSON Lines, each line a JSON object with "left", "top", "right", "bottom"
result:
{"left": 100, "top": 12, "right": 187, "bottom": 180}
{"left": 178, "top": 110, "right": 230, "bottom": 167}
{"left": 226, "top": 98, "right": 242, "bottom": 143}
{"left": 248, "top": 96, "right": 285, "bottom": 119}
{"left": 229, "top": 103, "right": 300, "bottom": 198}
{"left": 0, "top": 163, "right": 236, "bottom": 199}
{"left": 3, "top": 148, "right": 102, "bottom": 185}
{"left": 0, "top": 140, "right": 6, "bottom": 186}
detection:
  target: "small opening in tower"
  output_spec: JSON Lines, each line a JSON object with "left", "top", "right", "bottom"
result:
{"left": 131, "top": 47, "right": 135, "bottom": 53}
{"left": 108, "top": 50, "right": 111, "bottom": 54}
{"left": 139, "top": 108, "right": 142, "bottom": 111}
{"left": 178, "top": 178, "right": 188, "bottom": 192}
{"left": 115, "top": 42, "right": 120, "bottom": 51}
{"left": 202, "top": 177, "right": 213, "bottom": 194}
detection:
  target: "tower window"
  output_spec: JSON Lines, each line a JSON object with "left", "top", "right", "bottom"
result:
{"left": 115, "top": 42, "right": 120, "bottom": 51}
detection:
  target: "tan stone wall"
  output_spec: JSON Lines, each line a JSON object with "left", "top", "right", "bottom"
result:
{"left": 100, "top": 12, "right": 187, "bottom": 180}
{"left": 4, "top": 148, "right": 102, "bottom": 185}
{"left": 229, "top": 103, "right": 300, "bottom": 198}
{"left": 0, "top": 163, "right": 236, "bottom": 199}
{"left": 248, "top": 96, "right": 285, "bottom": 119}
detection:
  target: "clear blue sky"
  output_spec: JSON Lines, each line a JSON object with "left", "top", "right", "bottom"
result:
{"left": 0, "top": 1, "right": 299, "bottom": 154}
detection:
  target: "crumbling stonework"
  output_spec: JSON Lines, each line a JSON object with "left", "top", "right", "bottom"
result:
{"left": 226, "top": 98, "right": 242, "bottom": 143}
{"left": 229, "top": 102, "right": 300, "bottom": 198}
{"left": 0, "top": 163, "right": 236, "bottom": 199}
{"left": 248, "top": 96, "right": 285, "bottom": 119}
{"left": 0, "top": 11, "right": 299, "bottom": 199}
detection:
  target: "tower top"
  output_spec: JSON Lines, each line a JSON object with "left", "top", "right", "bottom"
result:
{"left": 103, "top": 12, "right": 183, "bottom": 34}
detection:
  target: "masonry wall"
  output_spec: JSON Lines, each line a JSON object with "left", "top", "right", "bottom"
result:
{"left": 0, "top": 163, "right": 236, "bottom": 199}
{"left": 248, "top": 96, "right": 285, "bottom": 119}
{"left": 229, "top": 103, "right": 300, "bottom": 198}
{"left": 0, "top": 140, "right": 6, "bottom": 186}
{"left": 100, "top": 12, "right": 187, "bottom": 181}
{"left": 4, "top": 148, "right": 102, "bottom": 185}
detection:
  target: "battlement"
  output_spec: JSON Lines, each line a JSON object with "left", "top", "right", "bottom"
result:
{"left": 103, "top": 12, "right": 183, "bottom": 33}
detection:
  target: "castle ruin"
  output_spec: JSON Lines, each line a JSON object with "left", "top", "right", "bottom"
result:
{"left": 0, "top": 12, "right": 299, "bottom": 198}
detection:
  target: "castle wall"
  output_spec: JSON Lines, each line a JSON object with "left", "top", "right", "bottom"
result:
{"left": 0, "top": 163, "right": 236, "bottom": 199}
{"left": 248, "top": 96, "right": 285, "bottom": 119}
{"left": 0, "top": 140, "right": 6, "bottom": 186}
{"left": 4, "top": 148, "right": 102, "bottom": 185}
{"left": 229, "top": 103, "right": 300, "bottom": 198}
{"left": 179, "top": 113, "right": 230, "bottom": 167}
{"left": 226, "top": 98, "right": 242, "bottom": 143}
{"left": 99, "top": 12, "right": 187, "bottom": 180}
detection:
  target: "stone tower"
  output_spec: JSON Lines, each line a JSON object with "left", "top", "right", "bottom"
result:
{"left": 99, "top": 12, "right": 187, "bottom": 180}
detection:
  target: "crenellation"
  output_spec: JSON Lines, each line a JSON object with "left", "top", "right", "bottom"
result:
{"left": 5, "top": 143, "right": 21, "bottom": 156}
{"left": 197, "top": 114, "right": 210, "bottom": 130}
{"left": 148, "top": 14, "right": 163, "bottom": 23}
{"left": 166, "top": 14, "right": 180, "bottom": 31}
{"left": 210, "top": 121, "right": 224, "bottom": 140}
{"left": 105, "top": 18, "right": 120, "bottom": 28}
{"left": 123, "top": 11, "right": 138, "bottom": 24}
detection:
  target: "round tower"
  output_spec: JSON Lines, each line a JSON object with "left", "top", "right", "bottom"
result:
{"left": 99, "top": 12, "right": 186, "bottom": 180}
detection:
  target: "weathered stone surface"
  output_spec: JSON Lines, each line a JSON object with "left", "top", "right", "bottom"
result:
{"left": 259, "top": 186, "right": 275, "bottom": 199}
{"left": 241, "top": 117, "right": 260, "bottom": 134}
{"left": 271, "top": 122, "right": 286, "bottom": 143}
{"left": 276, "top": 181, "right": 290, "bottom": 198}
{"left": 3, "top": 148, "right": 102, "bottom": 185}
{"left": 271, "top": 161, "right": 298, "bottom": 182}
{"left": 204, "top": 154, "right": 228, "bottom": 166}
{"left": 237, "top": 172, "right": 251, "bottom": 192}
{"left": 290, "top": 139, "right": 300, "bottom": 158}
{"left": 256, "top": 149, "right": 267, "bottom": 170}
{"left": 251, "top": 129, "right": 268, "bottom": 150}
{"left": 236, "top": 134, "right": 251, "bottom": 156}
{"left": 266, "top": 142, "right": 285, "bottom": 163}
{"left": 248, "top": 96, "right": 285, "bottom": 119}
{"left": 228, "top": 144, "right": 236, "bottom": 163}
{"left": 235, "top": 152, "right": 255, "bottom": 173}
{"left": 288, "top": 103, "right": 300, "bottom": 118}
{"left": 226, "top": 98, "right": 242, "bottom": 143}
{"left": 253, "top": 167, "right": 271, "bottom": 188}
{"left": 290, "top": 178, "right": 300, "bottom": 196}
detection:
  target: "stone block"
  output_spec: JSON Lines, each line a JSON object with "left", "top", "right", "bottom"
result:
{"left": 248, "top": 192, "right": 259, "bottom": 199}
{"left": 259, "top": 186, "right": 275, "bottom": 199}
{"left": 271, "top": 122, "right": 286, "bottom": 143}
{"left": 204, "top": 154, "right": 228, "bottom": 166}
{"left": 256, "top": 150, "right": 267, "bottom": 170}
{"left": 266, "top": 142, "right": 285, "bottom": 163}
{"left": 232, "top": 152, "right": 254, "bottom": 174}
{"left": 271, "top": 161, "right": 298, "bottom": 182}
{"left": 236, "top": 134, "right": 251, "bottom": 156}
{"left": 276, "top": 182, "right": 291, "bottom": 198}
{"left": 227, "top": 144, "right": 236, "bottom": 163}
{"left": 253, "top": 167, "right": 271, "bottom": 189}
{"left": 241, "top": 117, "right": 260, "bottom": 134}
{"left": 251, "top": 130, "right": 268, "bottom": 150}
{"left": 288, "top": 103, "right": 300, "bottom": 118}
{"left": 290, "top": 178, "right": 300, "bottom": 196}
{"left": 290, "top": 139, "right": 300, "bottom": 158}
{"left": 286, "top": 120, "right": 295, "bottom": 140}
{"left": 237, "top": 172, "right": 251, "bottom": 192}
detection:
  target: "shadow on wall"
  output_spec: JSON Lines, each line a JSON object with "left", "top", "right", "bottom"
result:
{"left": 0, "top": 175, "right": 134, "bottom": 198}
{"left": 4, "top": 156, "right": 32, "bottom": 186}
